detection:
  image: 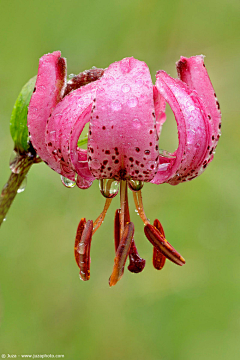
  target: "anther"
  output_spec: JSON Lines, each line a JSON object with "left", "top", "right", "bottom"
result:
{"left": 152, "top": 219, "right": 166, "bottom": 270}
{"left": 109, "top": 222, "right": 134, "bottom": 287}
{"left": 75, "top": 219, "right": 93, "bottom": 281}
{"left": 144, "top": 223, "right": 185, "bottom": 266}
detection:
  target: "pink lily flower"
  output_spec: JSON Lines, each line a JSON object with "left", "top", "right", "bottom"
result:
{"left": 27, "top": 52, "right": 221, "bottom": 286}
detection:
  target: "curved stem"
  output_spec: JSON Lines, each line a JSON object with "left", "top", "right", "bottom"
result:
{"left": 0, "top": 156, "right": 35, "bottom": 226}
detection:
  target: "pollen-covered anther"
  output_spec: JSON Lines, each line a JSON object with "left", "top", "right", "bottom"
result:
{"left": 74, "top": 218, "right": 93, "bottom": 281}
{"left": 144, "top": 223, "right": 185, "bottom": 266}
{"left": 109, "top": 222, "right": 134, "bottom": 287}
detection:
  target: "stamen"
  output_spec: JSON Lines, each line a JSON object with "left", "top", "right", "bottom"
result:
{"left": 132, "top": 190, "right": 150, "bottom": 225}
{"left": 153, "top": 219, "right": 166, "bottom": 270}
{"left": 109, "top": 222, "right": 134, "bottom": 287}
{"left": 144, "top": 223, "right": 185, "bottom": 266}
{"left": 74, "top": 217, "right": 86, "bottom": 266}
{"left": 75, "top": 219, "right": 93, "bottom": 281}
{"left": 128, "top": 241, "right": 146, "bottom": 273}
{"left": 119, "top": 180, "right": 127, "bottom": 238}
{"left": 114, "top": 209, "right": 121, "bottom": 252}
{"left": 93, "top": 198, "right": 112, "bottom": 235}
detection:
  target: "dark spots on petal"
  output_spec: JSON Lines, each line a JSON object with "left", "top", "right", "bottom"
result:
{"left": 103, "top": 160, "right": 108, "bottom": 165}
{"left": 214, "top": 93, "right": 217, "bottom": 97}
{"left": 203, "top": 63, "right": 206, "bottom": 67}
{"left": 135, "top": 147, "right": 140, "bottom": 152}
{"left": 155, "top": 157, "right": 158, "bottom": 161}
{"left": 89, "top": 130, "right": 92, "bottom": 135}
{"left": 101, "top": 165, "right": 105, "bottom": 170}
{"left": 105, "top": 150, "right": 110, "bottom": 154}
{"left": 139, "top": 174, "right": 143, "bottom": 177}
{"left": 217, "top": 135, "right": 220, "bottom": 140}
{"left": 150, "top": 164, "right": 155, "bottom": 169}
{"left": 149, "top": 142, "right": 152, "bottom": 146}
{"left": 52, "top": 150, "right": 57, "bottom": 155}
{"left": 58, "top": 149, "right": 61, "bottom": 153}
{"left": 149, "top": 130, "right": 153, "bottom": 134}
{"left": 48, "top": 142, "right": 52, "bottom": 147}
{"left": 144, "top": 150, "right": 150, "bottom": 155}
{"left": 110, "top": 172, "right": 113, "bottom": 177}
{"left": 96, "top": 115, "right": 99, "bottom": 119}
{"left": 111, "top": 125, "right": 114, "bottom": 129}
{"left": 141, "top": 164, "right": 144, "bottom": 168}
{"left": 216, "top": 101, "right": 220, "bottom": 110}
{"left": 135, "top": 170, "right": 139, "bottom": 174}
{"left": 209, "top": 147, "right": 214, "bottom": 155}
{"left": 114, "top": 159, "right": 119, "bottom": 164}
{"left": 135, "top": 160, "right": 139, "bottom": 165}
{"left": 93, "top": 98, "right": 96, "bottom": 102}
{"left": 143, "top": 171, "right": 149, "bottom": 174}
{"left": 102, "top": 126, "right": 106, "bottom": 130}
{"left": 203, "top": 163, "right": 207, "bottom": 168}
{"left": 61, "top": 157, "right": 64, "bottom": 161}
{"left": 155, "top": 145, "right": 158, "bottom": 151}
{"left": 154, "top": 124, "right": 156, "bottom": 129}
{"left": 130, "top": 164, "right": 133, "bottom": 168}
{"left": 207, "top": 146, "right": 210, "bottom": 150}
{"left": 112, "top": 155, "right": 116, "bottom": 160}
{"left": 44, "top": 161, "right": 49, "bottom": 165}
{"left": 212, "top": 135, "right": 215, "bottom": 140}
{"left": 208, "top": 115, "right": 211, "bottom": 120}
{"left": 152, "top": 112, "right": 155, "bottom": 117}
{"left": 219, "top": 123, "right": 221, "bottom": 129}
{"left": 88, "top": 156, "right": 92, "bottom": 161}
{"left": 33, "top": 87, "right": 36, "bottom": 93}
{"left": 129, "top": 157, "right": 134, "bottom": 162}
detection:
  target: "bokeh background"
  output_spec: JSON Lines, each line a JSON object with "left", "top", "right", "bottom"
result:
{"left": 0, "top": 0, "right": 239, "bottom": 359}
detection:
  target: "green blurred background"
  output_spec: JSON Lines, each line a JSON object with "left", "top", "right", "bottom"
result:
{"left": 0, "top": 0, "right": 239, "bottom": 359}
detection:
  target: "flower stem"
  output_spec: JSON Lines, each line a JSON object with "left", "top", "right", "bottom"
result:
{"left": 0, "top": 155, "right": 35, "bottom": 226}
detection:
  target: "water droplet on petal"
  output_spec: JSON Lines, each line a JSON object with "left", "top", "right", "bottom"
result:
{"left": 111, "top": 101, "right": 122, "bottom": 111}
{"left": 61, "top": 176, "right": 76, "bottom": 188}
{"left": 128, "top": 180, "right": 144, "bottom": 192}
{"left": 132, "top": 118, "right": 141, "bottom": 129}
{"left": 3, "top": 217, "right": 6, "bottom": 222}
{"left": 17, "top": 177, "right": 27, "bottom": 193}
{"left": 158, "top": 163, "right": 169, "bottom": 171}
{"left": 99, "top": 179, "right": 119, "bottom": 198}
{"left": 127, "top": 97, "right": 138, "bottom": 108}
{"left": 146, "top": 161, "right": 157, "bottom": 171}
{"left": 91, "top": 159, "right": 101, "bottom": 170}
{"left": 68, "top": 73, "right": 75, "bottom": 80}
{"left": 135, "top": 78, "right": 143, "bottom": 87}
{"left": 121, "top": 84, "right": 131, "bottom": 93}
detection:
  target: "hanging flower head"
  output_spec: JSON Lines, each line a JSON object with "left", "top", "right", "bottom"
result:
{"left": 27, "top": 52, "right": 221, "bottom": 286}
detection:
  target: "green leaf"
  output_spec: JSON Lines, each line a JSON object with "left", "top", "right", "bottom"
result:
{"left": 10, "top": 75, "right": 37, "bottom": 153}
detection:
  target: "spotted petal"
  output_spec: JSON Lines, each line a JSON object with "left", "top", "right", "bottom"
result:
{"left": 28, "top": 51, "right": 67, "bottom": 173}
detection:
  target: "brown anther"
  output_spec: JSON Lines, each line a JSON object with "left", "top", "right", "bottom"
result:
{"left": 109, "top": 222, "right": 134, "bottom": 287}
{"left": 144, "top": 223, "right": 185, "bottom": 266}
{"left": 74, "top": 217, "right": 86, "bottom": 266}
{"left": 75, "top": 219, "right": 93, "bottom": 281}
{"left": 153, "top": 219, "right": 166, "bottom": 270}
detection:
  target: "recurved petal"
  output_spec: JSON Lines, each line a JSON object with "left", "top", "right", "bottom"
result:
{"left": 177, "top": 55, "right": 221, "bottom": 172}
{"left": 45, "top": 82, "right": 97, "bottom": 186}
{"left": 152, "top": 70, "right": 211, "bottom": 185}
{"left": 28, "top": 51, "right": 67, "bottom": 173}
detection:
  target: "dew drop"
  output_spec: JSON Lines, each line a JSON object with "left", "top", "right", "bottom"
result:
{"left": 111, "top": 101, "right": 122, "bottom": 111}
{"left": 121, "top": 84, "right": 131, "bottom": 93}
{"left": 61, "top": 176, "right": 76, "bottom": 188}
{"left": 99, "top": 179, "right": 119, "bottom": 198}
{"left": 127, "top": 97, "right": 138, "bottom": 108}
{"left": 9, "top": 150, "right": 17, "bottom": 169}
{"left": 17, "top": 177, "right": 27, "bottom": 193}
{"left": 90, "top": 159, "right": 101, "bottom": 170}
{"left": 158, "top": 163, "right": 169, "bottom": 171}
{"left": 128, "top": 180, "right": 144, "bottom": 192}
{"left": 135, "top": 78, "right": 143, "bottom": 87}
{"left": 133, "top": 118, "right": 141, "bottom": 129}
{"left": 3, "top": 217, "right": 6, "bottom": 222}
{"left": 146, "top": 161, "right": 157, "bottom": 171}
